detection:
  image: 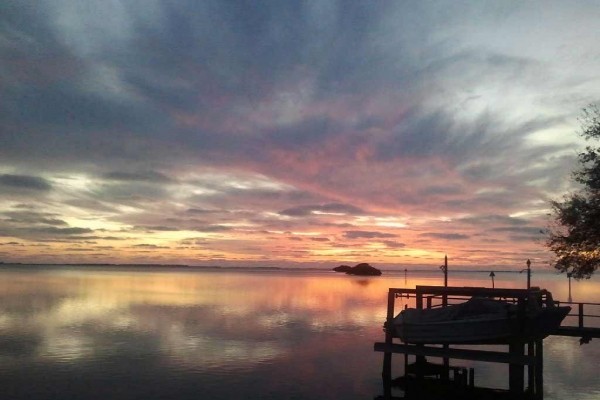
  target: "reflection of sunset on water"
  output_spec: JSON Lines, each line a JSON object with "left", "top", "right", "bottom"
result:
{"left": 0, "top": 267, "right": 599, "bottom": 399}
{"left": 0, "top": 269, "right": 398, "bottom": 369}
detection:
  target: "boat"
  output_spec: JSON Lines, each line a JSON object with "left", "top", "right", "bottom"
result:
{"left": 391, "top": 292, "right": 571, "bottom": 344}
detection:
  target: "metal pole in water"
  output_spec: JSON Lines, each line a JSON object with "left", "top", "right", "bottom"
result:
{"left": 567, "top": 272, "right": 573, "bottom": 302}
{"left": 440, "top": 255, "right": 448, "bottom": 287}
{"left": 441, "top": 255, "right": 449, "bottom": 377}
{"left": 520, "top": 259, "right": 532, "bottom": 290}
{"left": 526, "top": 259, "right": 531, "bottom": 290}
{"left": 489, "top": 271, "right": 495, "bottom": 288}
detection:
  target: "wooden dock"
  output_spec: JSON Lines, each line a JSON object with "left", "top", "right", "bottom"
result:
{"left": 374, "top": 285, "right": 600, "bottom": 400}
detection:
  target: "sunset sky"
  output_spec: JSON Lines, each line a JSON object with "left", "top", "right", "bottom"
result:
{"left": 1, "top": 1, "right": 599, "bottom": 269}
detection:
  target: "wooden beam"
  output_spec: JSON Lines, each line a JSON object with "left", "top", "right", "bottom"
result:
{"left": 374, "top": 343, "right": 534, "bottom": 365}
{"left": 554, "top": 326, "right": 600, "bottom": 338}
{"left": 415, "top": 285, "right": 531, "bottom": 298}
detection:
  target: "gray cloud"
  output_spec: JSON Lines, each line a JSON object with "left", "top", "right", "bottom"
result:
{"left": 132, "top": 225, "right": 181, "bottom": 232}
{"left": 34, "top": 227, "right": 94, "bottom": 235}
{"left": 2, "top": 211, "right": 66, "bottom": 226}
{"left": 103, "top": 171, "right": 174, "bottom": 183}
{"left": 420, "top": 233, "right": 470, "bottom": 240}
{"left": 382, "top": 240, "right": 406, "bottom": 249}
{"left": 0, "top": 174, "right": 52, "bottom": 191}
{"left": 457, "top": 215, "right": 529, "bottom": 226}
{"left": 490, "top": 226, "right": 544, "bottom": 235}
{"left": 280, "top": 203, "right": 364, "bottom": 217}
{"left": 92, "top": 182, "right": 169, "bottom": 205}
{"left": 0, "top": 227, "right": 95, "bottom": 241}
{"left": 344, "top": 231, "right": 397, "bottom": 239}
{"left": 185, "top": 208, "right": 223, "bottom": 215}
{"left": 132, "top": 244, "right": 171, "bottom": 249}
{"left": 192, "top": 225, "right": 233, "bottom": 233}
{"left": 419, "top": 185, "right": 464, "bottom": 197}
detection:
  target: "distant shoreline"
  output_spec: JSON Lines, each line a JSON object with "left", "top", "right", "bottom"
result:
{"left": 0, "top": 262, "right": 555, "bottom": 274}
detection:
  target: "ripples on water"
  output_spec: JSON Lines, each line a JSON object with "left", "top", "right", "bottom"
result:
{"left": 0, "top": 266, "right": 598, "bottom": 399}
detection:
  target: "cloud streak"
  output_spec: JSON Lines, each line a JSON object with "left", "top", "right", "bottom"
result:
{"left": 0, "top": 174, "right": 52, "bottom": 191}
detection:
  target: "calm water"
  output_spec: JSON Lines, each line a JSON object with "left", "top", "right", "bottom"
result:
{"left": 0, "top": 265, "right": 599, "bottom": 399}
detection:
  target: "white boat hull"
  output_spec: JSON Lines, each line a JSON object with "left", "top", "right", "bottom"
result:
{"left": 392, "top": 301, "right": 571, "bottom": 344}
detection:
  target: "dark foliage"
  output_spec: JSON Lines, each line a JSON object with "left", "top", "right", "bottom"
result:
{"left": 548, "top": 106, "right": 600, "bottom": 279}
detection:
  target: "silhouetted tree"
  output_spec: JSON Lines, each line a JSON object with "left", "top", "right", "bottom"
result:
{"left": 548, "top": 105, "right": 600, "bottom": 279}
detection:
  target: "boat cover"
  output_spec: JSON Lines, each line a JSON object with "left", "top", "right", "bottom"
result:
{"left": 399, "top": 297, "right": 513, "bottom": 324}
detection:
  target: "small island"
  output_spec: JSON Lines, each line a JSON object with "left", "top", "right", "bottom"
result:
{"left": 333, "top": 265, "right": 352, "bottom": 273}
{"left": 333, "top": 262, "right": 382, "bottom": 276}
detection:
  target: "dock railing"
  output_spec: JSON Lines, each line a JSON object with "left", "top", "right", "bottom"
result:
{"left": 553, "top": 300, "right": 600, "bottom": 338}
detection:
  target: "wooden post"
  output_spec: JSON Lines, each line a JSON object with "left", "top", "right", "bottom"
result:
{"left": 509, "top": 341, "right": 525, "bottom": 394}
{"left": 415, "top": 289, "right": 425, "bottom": 382}
{"left": 382, "top": 289, "right": 394, "bottom": 396}
{"left": 469, "top": 367, "right": 475, "bottom": 388}
{"left": 510, "top": 297, "right": 526, "bottom": 394}
{"left": 381, "top": 353, "right": 392, "bottom": 390}
{"left": 441, "top": 259, "right": 450, "bottom": 382}
{"left": 442, "top": 348, "right": 450, "bottom": 382}
{"left": 384, "top": 289, "right": 395, "bottom": 347}
{"left": 579, "top": 303, "right": 584, "bottom": 328}
{"left": 444, "top": 255, "right": 448, "bottom": 287}
{"left": 382, "top": 351, "right": 392, "bottom": 399}
{"left": 386, "top": 289, "right": 396, "bottom": 332}
{"left": 416, "top": 290, "right": 423, "bottom": 310}
{"left": 527, "top": 341, "right": 534, "bottom": 392}
{"left": 440, "top": 255, "right": 448, "bottom": 307}
{"left": 535, "top": 339, "right": 543, "bottom": 399}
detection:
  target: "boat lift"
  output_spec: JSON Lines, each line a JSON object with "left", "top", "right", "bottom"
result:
{"left": 374, "top": 285, "right": 600, "bottom": 399}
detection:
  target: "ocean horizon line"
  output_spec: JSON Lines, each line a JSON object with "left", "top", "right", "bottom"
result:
{"left": 0, "top": 262, "right": 558, "bottom": 275}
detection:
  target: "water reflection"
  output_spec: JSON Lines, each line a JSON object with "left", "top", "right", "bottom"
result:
{"left": 0, "top": 267, "right": 391, "bottom": 399}
{"left": 0, "top": 267, "right": 597, "bottom": 400}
